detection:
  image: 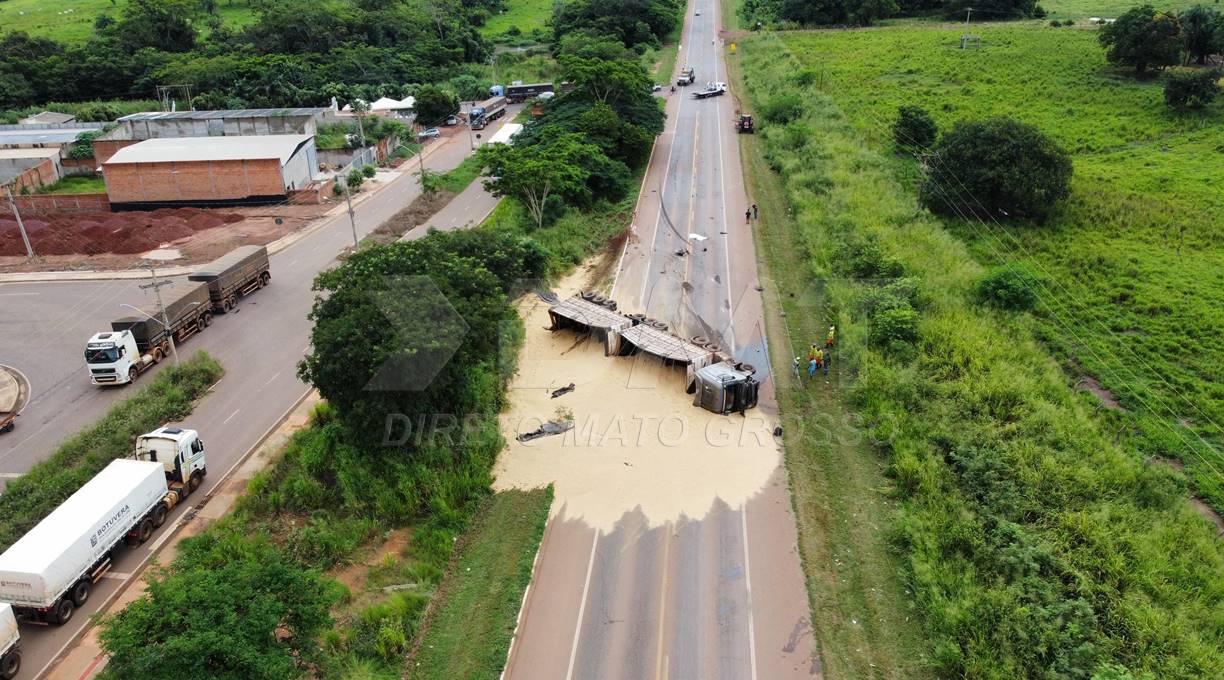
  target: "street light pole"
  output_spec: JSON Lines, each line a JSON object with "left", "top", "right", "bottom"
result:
{"left": 140, "top": 265, "right": 179, "bottom": 366}
{"left": 337, "top": 174, "right": 359, "bottom": 249}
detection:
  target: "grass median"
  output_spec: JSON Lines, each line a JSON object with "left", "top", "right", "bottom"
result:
{"left": 0, "top": 352, "right": 222, "bottom": 552}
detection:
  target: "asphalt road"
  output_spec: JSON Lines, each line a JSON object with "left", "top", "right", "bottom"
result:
{"left": 503, "top": 1, "right": 818, "bottom": 678}
{"left": 0, "top": 124, "right": 494, "bottom": 678}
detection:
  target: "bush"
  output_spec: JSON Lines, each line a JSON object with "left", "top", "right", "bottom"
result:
{"left": 976, "top": 266, "right": 1040, "bottom": 310}
{"left": 761, "top": 93, "right": 804, "bottom": 124}
{"left": 921, "top": 117, "right": 1072, "bottom": 222}
{"left": 361, "top": 164, "right": 376, "bottom": 178}
{"left": 869, "top": 305, "right": 920, "bottom": 348}
{"left": 346, "top": 169, "right": 364, "bottom": 189}
{"left": 75, "top": 103, "right": 121, "bottom": 122}
{"left": 332, "top": 181, "right": 345, "bottom": 197}
{"left": 893, "top": 105, "right": 937, "bottom": 151}
{"left": 1163, "top": 69, "right": 1221, "bottom": 109}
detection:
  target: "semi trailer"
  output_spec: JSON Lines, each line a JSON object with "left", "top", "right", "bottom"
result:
{"left": 491, "top": 82, "right": 554, "bottom": 103}
{"left": 470, "top": 96, "right": 508, "bottom": 130}
{"left": 84, "top": 280, "right": 211, "bottom": 385}
{"left": 0, "top": 606, "right": 19, "bottom": 679}
{"left": 0, "top": 430, "right": 206, "bottom": 626}
{"left": 187, "top": 245, "right": 271, "bottom": 313}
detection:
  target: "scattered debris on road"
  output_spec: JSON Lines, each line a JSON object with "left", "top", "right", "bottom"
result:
{"left": 516, "top": 420, "right": 575, "bottom": 442}
{"left": 550, "top": 383, "right": 576, "bottom": 399}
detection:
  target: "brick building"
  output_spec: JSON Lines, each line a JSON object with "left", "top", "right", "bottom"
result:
{"left": 102, "top": 135, "right": 318, "bottom": 210}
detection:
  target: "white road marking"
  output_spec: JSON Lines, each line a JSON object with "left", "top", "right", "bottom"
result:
{"left": 222, "top": 408, "right": 241, "bottom": 424}
{"left": 654, "top": 521, "right": 673, "bottom": 680}
{"left": 0, "top": 292, "right": 39, "bottom": 296}
{"left": 740, "top": 505, "right": 759, "bottom": 680}
{"left": 0, "top": 473, "right": 23, "bottom": 479}
{"left": 565, "top": 530, "right": 600, "bottom": 680}
{"left": 99, "top": 571, "right": 133, "bottom": 580}
{"left": 262, "top": 371, "right": 281, "bottom": 388}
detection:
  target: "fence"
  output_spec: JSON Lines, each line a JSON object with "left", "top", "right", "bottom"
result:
{"left": 12, "top": 193, "right": 110, "bottom": 214}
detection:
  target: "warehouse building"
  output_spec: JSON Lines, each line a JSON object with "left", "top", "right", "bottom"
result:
{"left": 102, "top": 135, "right": 317, "bottom": 210}
{"left": 93, "top": 108, "right": 326, "bottom": 164}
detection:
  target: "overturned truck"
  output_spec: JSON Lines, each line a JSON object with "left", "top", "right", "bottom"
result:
{"left": 547, "top": 292, "right": 759, "bottom": 414}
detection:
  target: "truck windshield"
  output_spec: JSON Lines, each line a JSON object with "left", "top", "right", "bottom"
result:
{"left": 85, "top": 347, "right": 120, "bottom": 363}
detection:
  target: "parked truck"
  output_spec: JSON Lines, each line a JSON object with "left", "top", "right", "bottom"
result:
{"left": 677, "top": 66, "right": 695, "bottom": 86}
{"left": 470, "top": 96, "right": 508, "bottom": 130}
{"left": 0, "top": 606, "right": 20, "bottom": 679}
{"left": 0, "top": 438, "right": 205, "bottom": 625}
{"left": 83, "top": 280, "right": 212, "bottom": 386}
{"left": 492, "top": 82, "right": 555, "bottom": 103}
{"left": 187, "top": 245, "right": 271, "bottom": 313}
{"left": 693, "top": 82, "right": 728, "bottom": 99}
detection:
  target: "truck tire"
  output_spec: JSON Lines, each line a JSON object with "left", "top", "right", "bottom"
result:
{"left": 127, "top": 367, "right": 138, "bottom": 384}
{"left": 71, "top": 579, "right": 91, "bottom": 606}
{"left": 151, "top": 347, "right": 163, "bottom": 363}
{"left": 189, "top": 471, "right": 203, "bottom": 493}
{"left": 260, "top": 271, "right": 271, "bottom": 287}
{"left": 53, "top": 598, "right": 74, "bottom": 625}
{"left": 152, "top": 503, "right": 168, "bottom": 528}
{"left": 1, "top": 648, "right": 21, "bottom": 679}
{"left": 200, "top": 312, "right": 212, "bottom": 328}
{"left": 136, "top": 517, "right": 154, "bottom": 544}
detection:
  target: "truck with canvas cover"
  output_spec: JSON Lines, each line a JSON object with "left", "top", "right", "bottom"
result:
{"left": 0, "top": 605, "right": 19, "bottom": 679}
{"left": 83, "top": 280, "right": 212, "bottom": 386}
{"left": 188, "top": 245, "right": 271, "bottom": 313}
{"left": 0, "top": 460, "right": 167, "bottom": 624}
{"left": 503, "top": 82, "right": 554, "bottom": 102}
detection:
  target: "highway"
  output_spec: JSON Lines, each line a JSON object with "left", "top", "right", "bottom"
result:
{"left": 501, "top": 1, "right": 818, "bottom": 678}
{"left": 0, "top": 121, "right": 502, "bottom": 678}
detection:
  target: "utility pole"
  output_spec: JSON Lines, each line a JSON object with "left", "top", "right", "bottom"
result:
{"left": 964, "top": 7, "right": 972, "bottom": 31}
{"left": 140, "top": 265, "right": 179, "bottom": 366}
{"left": 338, "top": 174, "right": 359, "bottom": 248}
{"left": 3, "top": 186, "right": 34, "bottom": 260}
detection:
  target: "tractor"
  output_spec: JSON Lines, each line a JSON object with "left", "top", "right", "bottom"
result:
{"left": 736, "top": 114, "right": 755, "bottom": 134}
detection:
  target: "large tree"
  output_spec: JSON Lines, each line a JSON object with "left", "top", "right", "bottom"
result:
{"left": 1180, "top": 5, "right": 1222, "bottom": 65}
{"left": 1099, "top": 5, "right": 1182, "bottom": 74}
{"left": 478, "top": 128, "right": 601, "bottom": 229}
{"left": 413, "top": 84, "right": 459, "bottom": 126}
{"left": 920, "top": 117, "right": 1072, "bottom": 223}
{"left": 117, "top": 0, "right": 198, "bottom": 53}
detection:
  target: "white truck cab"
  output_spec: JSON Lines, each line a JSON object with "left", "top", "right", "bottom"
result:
{"left": 84, "top": 330, "right": 147, "bottom": 385}
{"left": 0, "top": 604, "right": 19, "bottom": 679}
{"left": 134, "top": 426, "right": 207, "bottom": 491}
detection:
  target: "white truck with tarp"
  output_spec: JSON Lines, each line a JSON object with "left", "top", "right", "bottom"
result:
{"left": 83, "top": 279, "right": 212, "bottom": 386}
{"left": 0, "top": 605, "right": 20, "bottom": 679}
{"left": 0, "top": 433, "right": 206, "bottom": 625}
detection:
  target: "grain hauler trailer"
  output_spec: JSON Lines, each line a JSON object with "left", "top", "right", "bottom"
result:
{"left": 187, "top": 245, "right": 271, "bottom": 313}
{"left": 0, "top": 456, "right": 203, "bottom": 625}
{"left": 83, "top": 280, "right": 212, "bottom": 386}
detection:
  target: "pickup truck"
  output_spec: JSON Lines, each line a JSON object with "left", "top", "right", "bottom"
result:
{"left": 677, "top": 67, "right": 695, "bottom": 86}
{"left": 693, "top": 82, "right": 728, "bottom": 99}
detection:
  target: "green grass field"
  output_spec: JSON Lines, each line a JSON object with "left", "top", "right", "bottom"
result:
{"left": 0, "top": 0, "right": 255, "bottom": 42}
{"left": 36, "top": 175, "right": 106, "bottom": 194}
{"left": 480, "top": 0, "right": 553, "bottom": 37}
{"left": 780, "top": 24, "right": 1224, "bottom": 511}
{"left": 1040, "top": 0, "right": 1207, "bottom": 19}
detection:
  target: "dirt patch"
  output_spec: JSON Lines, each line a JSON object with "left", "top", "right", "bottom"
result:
{"left": 1190, "top": 498, "right": 1224, "bottom": 536}
{"left": 365, "top": 189, "right": 457, "bottom": 245}
{"left": 0, "top": 203, "right": 332, "bottom": 273}
{"left": 331, "top": 528, "right": 413, "bottom": 597}
{"left": 1077, "top": 375, "right": 1124, "bottom": 411}
{"left": 583, "top": 227, "right": 631, "bottom": 293}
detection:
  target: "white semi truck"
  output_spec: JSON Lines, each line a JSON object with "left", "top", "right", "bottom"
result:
{"left": 0, "top": 605, "right": 20, "bottom": 679}
{"left": 0, "top": 427, "right": 205, "bottom": 625}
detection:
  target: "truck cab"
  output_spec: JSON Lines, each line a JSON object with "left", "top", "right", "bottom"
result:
{"left": 84, "top": 330, "right": 146, "bottom": 385}
{"left": 134, "top": 426, "right": 207, "bottom": 491}
{"left": 677, "top": 67, "right": 695, "bottom": 86}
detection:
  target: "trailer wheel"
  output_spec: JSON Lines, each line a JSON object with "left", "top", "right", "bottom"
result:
{"left": 71, "top": 579, "right": 91, "bottom": 606}
{"left": 52, "top": 598, "right": 74, "bottom": 625}
{"left": 201, "top": 312, "right": 212, "bottom": 328}
{"left": 152, "top": 503, "right": 168, "bottom": 528}
{"left": 127, "top": 367, "right": 138, "bottom": 384}
{"left": 136, "top": 517, "right": 154, "bottom": 544}
{"left": 1, "top": 648, "right": 21, "bottom": 679}
{"left": 261, "top": 271, "right": 271, "bottom": 287}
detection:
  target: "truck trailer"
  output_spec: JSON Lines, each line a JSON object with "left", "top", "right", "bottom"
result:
{"left": 0, "top": 457, "right": 202, "bottom": 625}
{"left": 0, "top": 606, "right": 19, "bottom": 679}
{"left": 470, "top": 96, "right": 508, "bottom": 130}
{"left": 498, "top": 82, "right": 554, "bottom": 103}
{"left": 187, "top": 245, "right": 271, "bottom": 313}
{"left": 84, "top": 280, "right": 211, "bottom": 386}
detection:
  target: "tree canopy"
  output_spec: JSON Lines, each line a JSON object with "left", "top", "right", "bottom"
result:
{"left": 478, "top": 128, "right": 604, "bottom": 229}
{"left": 552, "top": 0, "right": 682, "bottom": 49}
{"left": 1099, "top": 6, "right": 1183, "bottom": 74}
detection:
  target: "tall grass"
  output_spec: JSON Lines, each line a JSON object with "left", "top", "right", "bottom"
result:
{"left": 0, "top": 352, "right": 222, "bottom": 552}
{"left": 738, "top": 33, "right": 1224, "bottom": 678}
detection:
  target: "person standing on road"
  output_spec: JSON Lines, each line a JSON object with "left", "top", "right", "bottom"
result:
{"left": 745, "top": 208, "right": 751, "bottom": 224}
{"left": 752, "top": 203, "right": 759, "bottom": 220}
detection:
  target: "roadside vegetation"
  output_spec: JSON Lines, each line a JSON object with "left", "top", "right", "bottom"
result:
{"left": 34, "top": 175, "right": 107, "bottom": 195}
{"left": 0, "top": 353, "right": 221, "bottom": 553}
{"left": 736, "top": 28, "right": 1224, "bottom": 679}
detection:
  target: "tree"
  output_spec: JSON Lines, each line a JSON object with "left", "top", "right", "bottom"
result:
{"left": 1164, "top": 68, "right": 1221, "bottom": 108}
{"left": 477, "top": 128, "right": 599, "bottom": 229}
{"left": 893, "top": 105, "right": 938, "bottom": 151}
{"left": 117, "top": 0, "right": 198, "bottom": 53}
{"left": 1180, "top": 5, "right": 1222, "bottom": 65}
{"left": 76, "top": 103, "right": 122, "bottom": 123}
{"left": 920, "top": 117, "right": 1072, "bottom": 223}
{"left": 1099, "top": 6, "right": 1182, "bottom": 74}
{"left": 412, "top": 84, "right": 459, "bottom": 126}
{"left": 99, "top": 542, "right": 337, "bottom": 680}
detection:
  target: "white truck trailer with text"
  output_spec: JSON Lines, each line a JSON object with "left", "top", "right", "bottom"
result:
{"left": 0, "top": 428, "right": 206, "bottom": 625}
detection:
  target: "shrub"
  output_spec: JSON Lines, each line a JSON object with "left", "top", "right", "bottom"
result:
{"left": 893, "top": 104, "right": 937, "bottom": 151}
{"left": 1163, "top": 69, "right": 1221, "bottom": 109}
{"left": 977, "top": 266, "right": 1040, "bottom": 310}
{"left": 869, "top": 305, "right": 920, "bottom": 348}
{"left": 361, "top": 164, "right": 376, "bottom": 178}
{"left": 921, "top": 117, "right": 1072, "bottom": 222}
{"left": 761, "top": 93, "right": 804, "bottom": 124}
{"left": 346, "top": 169, "right": 364, "bottom": 189}
{"left": 833, "top": 236, "right": 905, "bottom": 278}
{"left": 332, "top": 181, "right": 345, "bottom": 197}
{"left": 75, "top": 103, "right": 121, "bottom": 122}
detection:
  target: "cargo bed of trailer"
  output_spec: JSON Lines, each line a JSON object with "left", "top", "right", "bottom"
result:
{"left": 188, "top": 245, "right": 271, "bottom": 313}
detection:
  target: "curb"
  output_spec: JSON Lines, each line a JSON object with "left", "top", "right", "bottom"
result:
{"left": 0, "top": 139, "right": 454, "bottom": 285}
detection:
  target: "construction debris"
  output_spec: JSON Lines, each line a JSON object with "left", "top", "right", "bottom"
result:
{"left": 551, "top": 383, "right": 576, "bottom": 399}
{"left": 516, "top": 420, "right": 575, "bottom": 442}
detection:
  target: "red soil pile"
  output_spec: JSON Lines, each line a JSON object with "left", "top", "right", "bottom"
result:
{"left": 0, "top": 207, "right": 243, "bottom": 257}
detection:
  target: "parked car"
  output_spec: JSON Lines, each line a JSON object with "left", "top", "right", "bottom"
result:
{"left": 417, "top": 128, "right": 441, "bottom": 140}
{"left": 444, "top": 115, "right": 459, "bottom": 126}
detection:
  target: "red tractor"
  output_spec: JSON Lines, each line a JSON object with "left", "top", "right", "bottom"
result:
{"left": 736, "top": 114, "right": 755, "bottom": 134}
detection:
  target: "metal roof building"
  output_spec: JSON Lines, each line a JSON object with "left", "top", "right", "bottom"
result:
{"left": 112, "top": 108, "right": 327, "bottom": 141}
{"left": 102, "top": 135, "right": 317, "bottom": 209}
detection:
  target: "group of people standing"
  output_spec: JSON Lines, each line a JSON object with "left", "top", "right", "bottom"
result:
{"left": 794, "top": 325, "right": 836, "bottom": 384}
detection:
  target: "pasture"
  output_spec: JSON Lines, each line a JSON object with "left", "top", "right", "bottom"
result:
{"left": 480, "top": 0, "right": 554, "bottom": 37}
{"left": 0, "top": 0, "right": 255, "bottom": 42}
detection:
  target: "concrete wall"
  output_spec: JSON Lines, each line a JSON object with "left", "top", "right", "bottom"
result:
{"left": 122, "top": 115, "right": 318, "bottom": 140}
{"left": 91, "top": 139, "right": 139, "bottom": 165}
{"left": 281, "top": 143, "right": 315, "bottom": 191}
{"left": 104, "top": 158, "right": 287, "bottom": 204}
{"left": 1, "top": 156, "right": 61, "bottom": 192}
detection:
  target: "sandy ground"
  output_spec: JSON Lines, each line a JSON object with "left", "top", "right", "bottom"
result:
{"left": 0, "top": 203, "right": 332, "bottom": 273}
{"left": 495, "top": 267, "right": 781, "bottom": 532}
